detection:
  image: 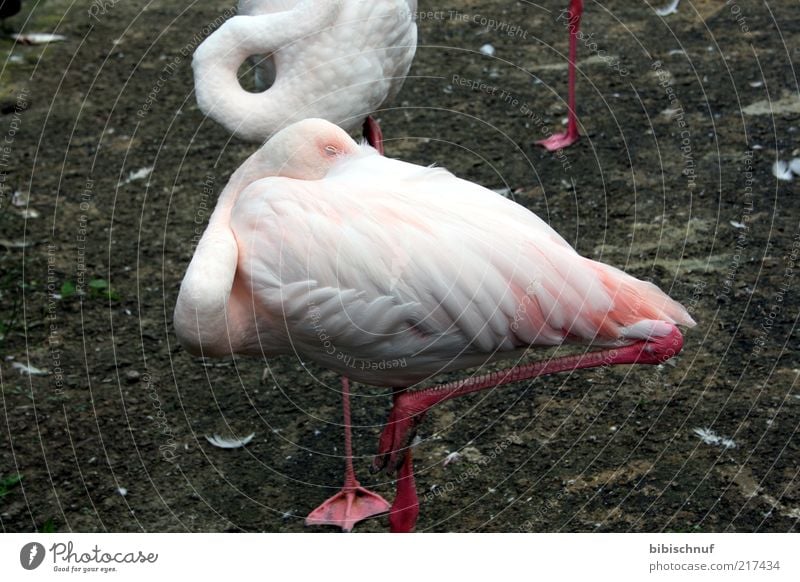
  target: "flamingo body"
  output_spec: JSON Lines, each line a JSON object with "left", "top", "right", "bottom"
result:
{"left": 192, "top": 0, "right": 417, "bottom": 142}
{"left": 175, "top": 119, "right": 694, "bottom": 385}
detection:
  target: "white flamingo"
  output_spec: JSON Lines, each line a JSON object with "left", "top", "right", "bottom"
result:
{"left": 192, "top": 0, "right": 418, "bottom": 151}
{"left": 174, "top": 118, "right": 695, "bottom": 532}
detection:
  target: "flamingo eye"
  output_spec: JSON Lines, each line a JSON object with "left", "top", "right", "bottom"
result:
{"left": 324, "top": 144, "right": 340, "bottom": 157}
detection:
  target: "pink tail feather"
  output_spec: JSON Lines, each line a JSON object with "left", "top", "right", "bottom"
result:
{"left": 590, "top": 262, "right": 696, "bottom": 341}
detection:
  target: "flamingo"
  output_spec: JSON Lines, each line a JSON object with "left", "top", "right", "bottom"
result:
{"left": 191, "top": 0, "right": 418, "bottom": 153}
{"left": 174, "top": 118, "right": 695, "bottom": 532}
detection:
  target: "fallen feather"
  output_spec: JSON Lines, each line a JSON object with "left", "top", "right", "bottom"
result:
{"left": 0, "top": 239, "right": 33, "bottom": 249}
{"left": 12, "top": 362, "right": 47, "bottom": 375}
{"left": 655, "top": 0, "right": 680, "bottom": 16}
{"left": 693, "top": 427, "right": 736, "bottom": 449}
{"left": 124, "top": 166, "right": 153, "bottom": 184}
{"left": 772, "top": 160, "right": 793, "bottom": 181}
{"left": 11, "top": 191, "right": 28, "bottom": 207}
{"left": 443, "top": 451, "right": 462, "bottom": 467}
{"left": 479, "top": 44, "right": 495, "bottom": 57}
{"left": 204, "top": 433, "right": 255, "bottom": 449}
{"left": 12, "top": 33, "right": 67, "bottom": 45}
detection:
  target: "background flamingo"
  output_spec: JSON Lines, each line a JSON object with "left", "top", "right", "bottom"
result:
{"left": 192, "top": 0, "right": 417, "bottom": 152}
{"left": 174, "top": 118, "right": 695, "bottom": 532}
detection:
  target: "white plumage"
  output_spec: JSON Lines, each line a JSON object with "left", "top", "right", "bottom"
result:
{"left": 175, "top": 119, "right": 695, "bottom": 387}
{"left": 192, "top": 0, "right": 418, "bottom": 141}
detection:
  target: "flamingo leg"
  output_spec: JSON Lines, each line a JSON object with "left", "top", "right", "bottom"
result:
{"left": 306, "top": 377, "right": 390, "bottom": 532}
{"left": 389, "top": 449, "right": 419, "bottom": 533}
{"left": 362, "top": 115, "right": 385, "bottom": 155}
{"left": 371, "top": 324, "right": 684, "bottom": 533}
{"left": 537, "top": 0, "right": 583, "bottom": 151}
{"left": 305, "top": 113, "right": 390, "bottom": 532}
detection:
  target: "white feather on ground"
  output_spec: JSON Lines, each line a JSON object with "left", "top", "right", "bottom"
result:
{"left": 693, "top": 427, "right": 736, "bottom": 449}
{"left": 655, "top": 0, "right": 680, "bottom": 16}
{"left": 11, "top": 362, "right": 47, "bottom": 375}
{"left": 772, "top": 160, "right": 793, "bottom": 181}
{"left": 205, "top": 433, "right": 255, "bottom": 449}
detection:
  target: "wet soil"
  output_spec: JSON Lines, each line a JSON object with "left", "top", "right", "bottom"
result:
{"left": 0, "top": 0, "right": 798, "bottom": 533}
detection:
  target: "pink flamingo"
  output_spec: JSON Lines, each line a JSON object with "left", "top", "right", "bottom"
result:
{"left": 174, "top": 118, "right": 695, "bottom": 532}
{"left": 191, "top": 0, "right": 418, "bottom": 153}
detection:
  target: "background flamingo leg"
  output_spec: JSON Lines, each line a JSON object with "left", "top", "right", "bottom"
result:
{"left": 362, "top": 115, "right": 384, "bottom": 154}
{"left": 537, "top": 0, "right": 583, "bottom": 151}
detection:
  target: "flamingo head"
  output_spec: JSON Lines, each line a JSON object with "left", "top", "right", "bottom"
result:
{"left": 253, "top": 118, "right": 361, "bottom": 180}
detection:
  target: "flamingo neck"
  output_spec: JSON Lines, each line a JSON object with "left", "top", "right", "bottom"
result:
{"left": 174, "top": 118, "right": 361, "bottom": 356}
{"left": 173, "top": 152, "right": 272, "bottom": 356}
{"left": 192, "top": 1, "right": 340, "bottom": 141}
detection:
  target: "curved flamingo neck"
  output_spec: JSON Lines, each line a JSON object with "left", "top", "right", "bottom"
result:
{"left": 174, "top": 119, "right": 360, "bottom": 357}
{"left": 192, "top": 1, "right": 341, "bottom": 141}
{"left": 173, "top": 151, "right": 272, "bottom": 356}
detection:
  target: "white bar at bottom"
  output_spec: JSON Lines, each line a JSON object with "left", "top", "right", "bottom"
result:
{"left": 1, "top": 533, "right": 796, "bottom": 581}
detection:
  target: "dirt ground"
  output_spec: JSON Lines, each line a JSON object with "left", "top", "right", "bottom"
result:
{"left": 0, "top": 0, "right": 798, "bottom": 534}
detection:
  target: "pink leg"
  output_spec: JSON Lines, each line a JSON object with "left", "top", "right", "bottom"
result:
{"left": 387, "top": 388, "right": 419, "bottom": 533}
{"left": 389, "top": 450, "right": 419, "bottom": 533}
{"left": 537, "top": 0, "right": 583, "bottom": 151}
{"left": 305, "top": 377, "right": 390, "bottom": 531}
{"left": 373, "top": 324, "right": 684, "bottom": 476}
{"left": 363, "top": 115, "right": 384, "bottom": 155}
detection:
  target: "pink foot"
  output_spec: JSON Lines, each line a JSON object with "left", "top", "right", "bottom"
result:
{"left": 305, "top": 485, "right": 390, "bottom": 532}
{"left": 536, "top": 130, "right": 579, "bottom": 151}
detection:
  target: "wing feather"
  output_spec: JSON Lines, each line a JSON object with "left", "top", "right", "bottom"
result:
{"left": 229, "top": 154, "right": 692, "bottom": 376}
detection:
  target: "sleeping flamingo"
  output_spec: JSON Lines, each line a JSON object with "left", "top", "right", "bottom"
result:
{"left": 174, "top": 118, "right": 695, "bottom": 532}
{"left": 191, "top": 0, "right": 417, "bottom": 152}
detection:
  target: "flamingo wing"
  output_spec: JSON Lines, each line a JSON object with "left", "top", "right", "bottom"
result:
{"left": 229, "top": 157, "right": 693, "bottom": 383}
